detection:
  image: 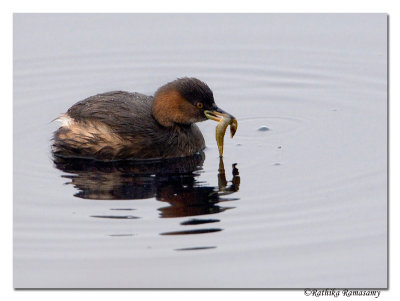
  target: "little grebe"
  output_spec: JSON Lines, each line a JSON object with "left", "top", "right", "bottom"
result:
{"left": 52, "top": 77, "right": 235, "bottom": 160}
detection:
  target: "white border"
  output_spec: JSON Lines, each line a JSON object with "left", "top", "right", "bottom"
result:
{"left": 3, "top": 1, "right": 397, "bottom": 300}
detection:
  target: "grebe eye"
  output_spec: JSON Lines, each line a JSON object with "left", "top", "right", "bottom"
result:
{"left": 196, "top": 102, "right": 204, "bottom": 109}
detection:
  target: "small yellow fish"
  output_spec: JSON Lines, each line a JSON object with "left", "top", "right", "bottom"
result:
{"left": 216, "top": 115, "right": 238, "bottom": 157}
{"left": 204, "top": 108, "right": 238, "bottom": 157}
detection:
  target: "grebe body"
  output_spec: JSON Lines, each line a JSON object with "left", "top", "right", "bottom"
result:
{"left": 52, "top": 78, "right": 234, "bottom": 161}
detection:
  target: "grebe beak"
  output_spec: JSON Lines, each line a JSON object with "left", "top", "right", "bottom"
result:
{"left": 204, "top": 107, "right": 235, "bottom": 122}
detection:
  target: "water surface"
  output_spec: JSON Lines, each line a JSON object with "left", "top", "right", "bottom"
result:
{"left": 13, "top": 14, "right": 387, "bottom": 288}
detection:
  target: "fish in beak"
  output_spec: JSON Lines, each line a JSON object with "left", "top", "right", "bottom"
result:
{"left": 204, "top": 107, "right": 238, "bottom": 157}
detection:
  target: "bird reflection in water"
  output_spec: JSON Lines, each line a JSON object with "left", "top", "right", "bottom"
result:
{"left": 53, "top": 152, "right": 240, "bottom": 239}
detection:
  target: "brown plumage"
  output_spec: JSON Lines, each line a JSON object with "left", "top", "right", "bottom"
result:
{"left": 52, "top": 77, "right": 234, "bottom": 161}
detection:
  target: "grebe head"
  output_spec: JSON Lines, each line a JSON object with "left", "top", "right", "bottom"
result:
{"left": 152, "top": 77, "right": 235, "bottom": 127}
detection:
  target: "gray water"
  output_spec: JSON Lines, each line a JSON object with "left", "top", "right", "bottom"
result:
{"left": 13, "top": 14, "right": 387, "bottom": 288}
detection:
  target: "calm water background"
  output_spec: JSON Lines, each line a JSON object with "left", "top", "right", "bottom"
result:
{"left": 13, "top": 14, "right": 387, "bottom": 288}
